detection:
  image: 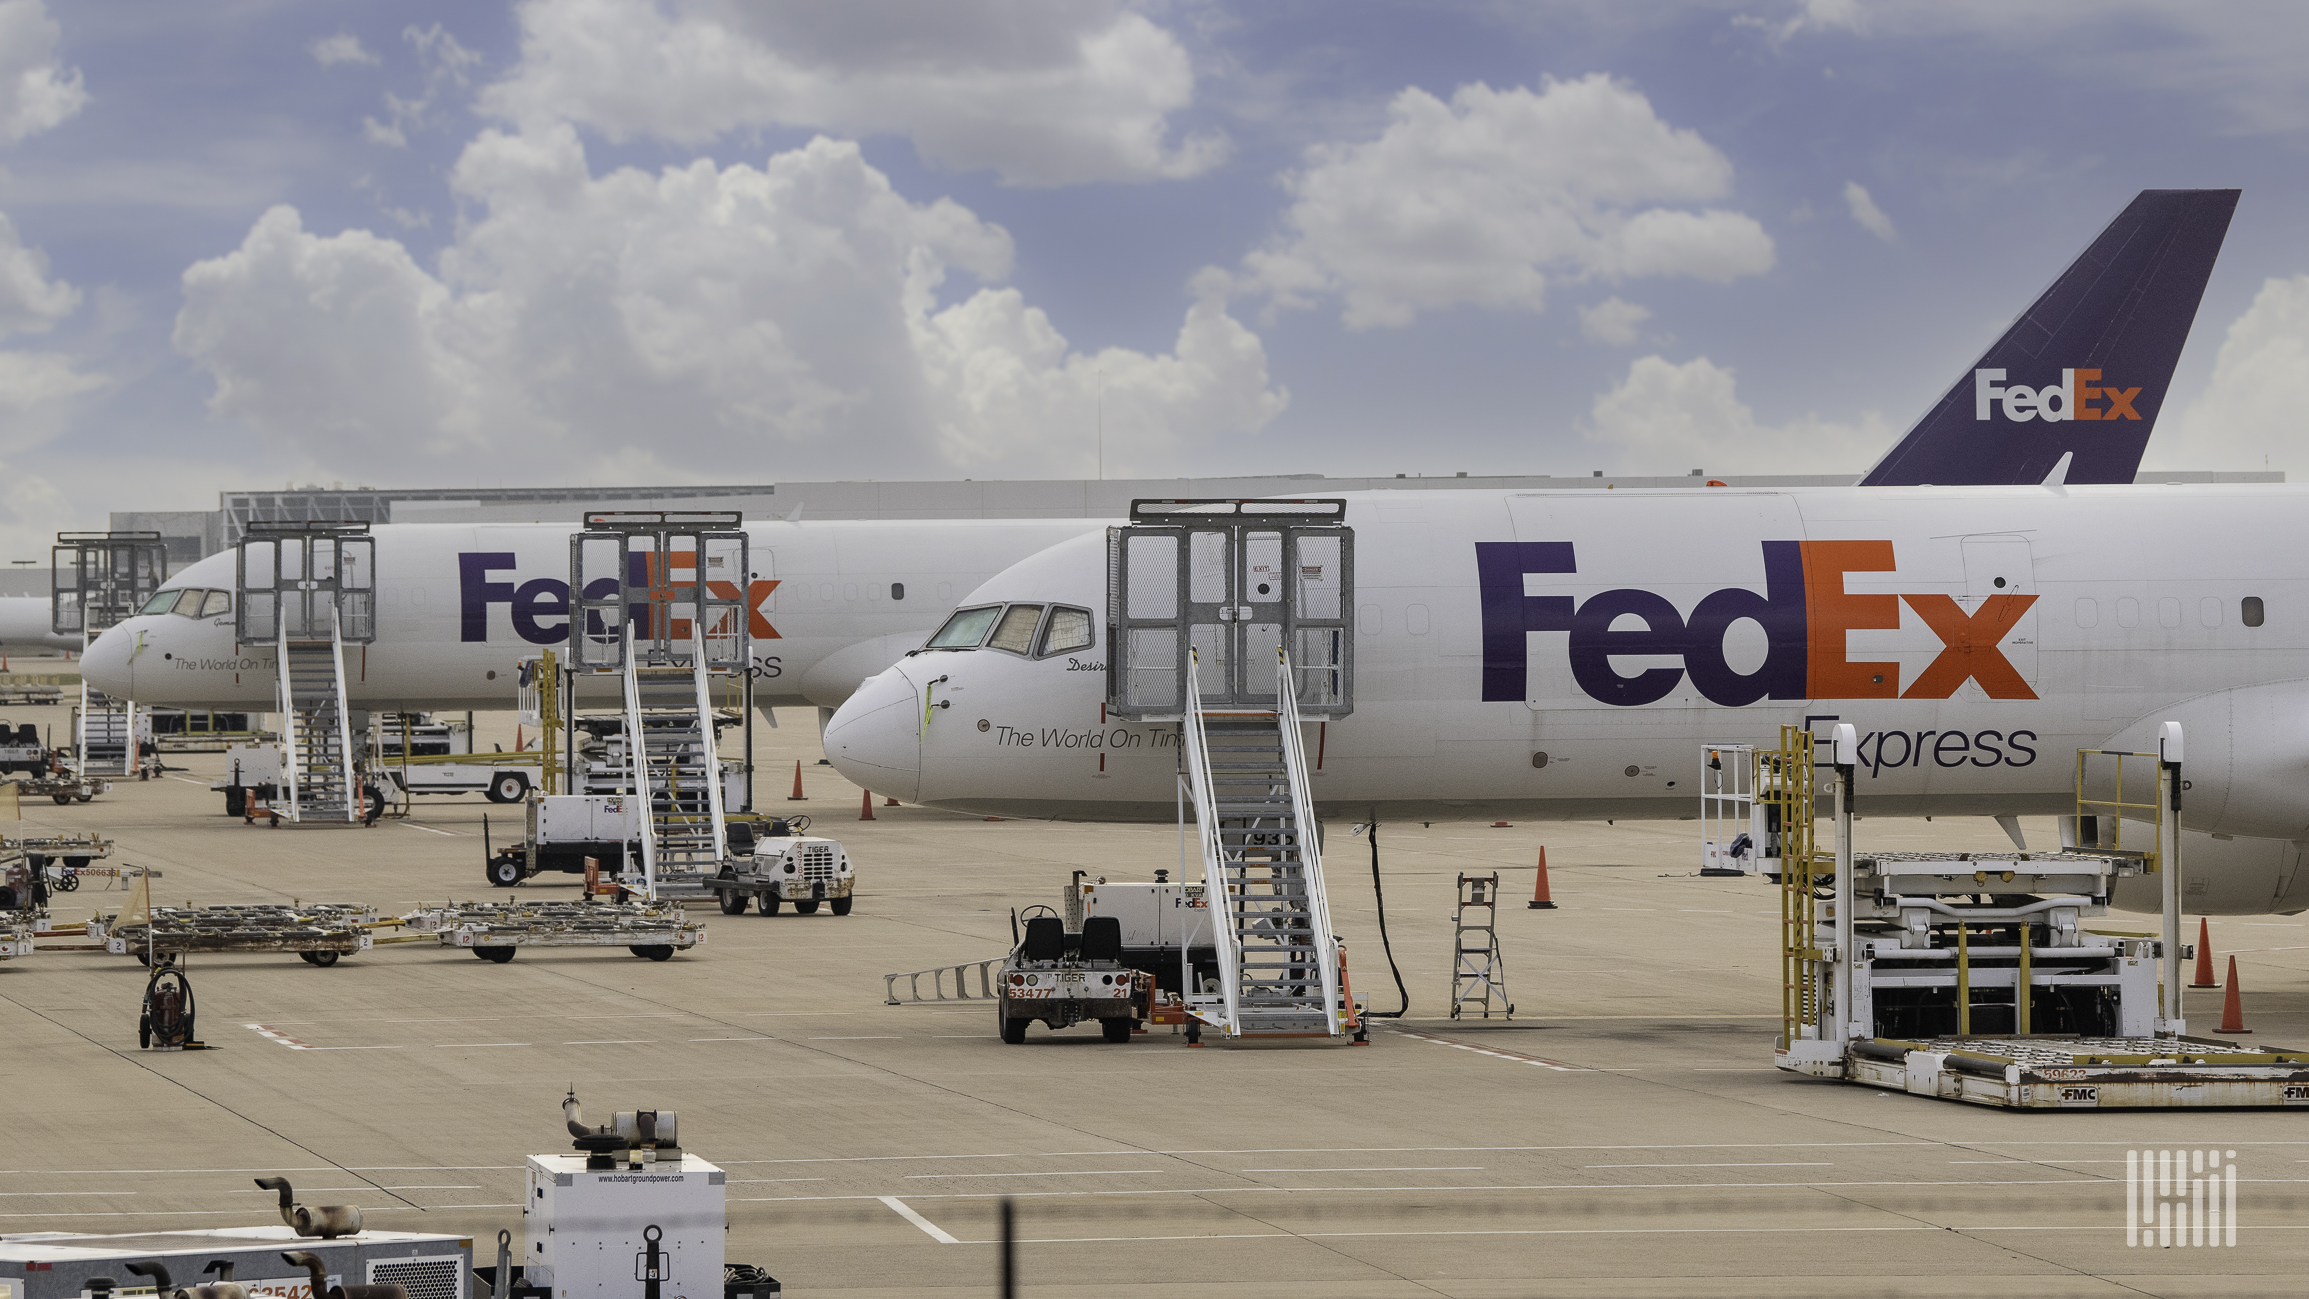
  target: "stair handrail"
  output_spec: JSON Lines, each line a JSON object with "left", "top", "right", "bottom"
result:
{"left": 277, "top": 620, "right": 300, "bottom": 822}
{"left": 621, "top": 622, "right": 658, "bottom": 900}
{"left": 689, "top": 621, "right": 729, "bottom": 861}
{"left": 1181, "top": 648, "right": 1239, "bottom": 1034}
{"left": 1273, "top": 647, "right": 1343, "bottom": 1035}
{"left": 328, "top": 602, "right": 358, "bottom": 822}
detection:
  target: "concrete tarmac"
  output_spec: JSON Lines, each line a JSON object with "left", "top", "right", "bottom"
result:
{"left": 3, "top": 711, "right": 2304, "bottom": 1297}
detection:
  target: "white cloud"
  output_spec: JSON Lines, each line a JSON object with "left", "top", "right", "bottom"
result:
{"left": 0, "top": 210, "right": 76, "bottom": 338}
{"left": 1843, "top": 180, "right": 1897, "bottom": 242}
{"left": 172, "top": 127, "right": 1282, "bottom": 482}
{"left": 1579, "top": 297, "right": 1651, "bottom": 345}
{"left": 311, "top": 33, "right": 379, "bottom": 67}
{"left": 0, "top": 0, "right": 85, "bottom": 144}
{"left": 364, "top": 23, "right": 483, "bottom": 148}
{"left": 477, "top": 0, "right": 1222, "bottom": 187}
{"left": 1586, "top": 354, "right": 1890, "bottom": 475}
{"left": 1241, "top": 77, "right": 1774, "bottom": 330}
{"left": 2156, "top": 274, "right": 2309, "bottom": 473}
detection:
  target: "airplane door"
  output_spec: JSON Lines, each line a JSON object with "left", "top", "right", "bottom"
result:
{"left": 1960, "top": 535, "right": 2037, "bottom": 688}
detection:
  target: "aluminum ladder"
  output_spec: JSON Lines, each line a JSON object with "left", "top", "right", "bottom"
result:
{"left": 274, "top": 608, "right": 358, "bottom": 822}
{"left": 616, "top": 623, "right": 729, "bottom": 900}
{"left": 1449, "top": 873, "right": 1513, "bottom": 1019}
{"left": 1181, "top": 649, "right": 1347, "bottom": 1038}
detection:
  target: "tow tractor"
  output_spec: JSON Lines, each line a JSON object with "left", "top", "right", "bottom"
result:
{"left": 993, "top": 876, "right": 1157, "bottom": 1044}
{"left": 483, "top": 796, "right": 854, "bottom": 914}
{"left": 0, "top": 721, "right": 48, "bottom": 775}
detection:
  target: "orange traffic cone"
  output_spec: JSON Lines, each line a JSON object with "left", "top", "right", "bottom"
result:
{"left": 1527, "top": 848, "right": 1556, "bottom": 910}
{"left": 884, "top": 796, "right": 899, "bottom": 806}
{"left": 860, "top": 789, "right": 876, "bottom": 821}
{"left": 2218, "top": 956, "right": 2251, "bottom": 1034}
{"left": 514, "top": 725, "right": 524, "bottom": 752}
{"left": 788, "top": 760, "right": 806, "bottom": 800}
{"left": 2190, "top": 917, "right": 2220, "bottom": 988}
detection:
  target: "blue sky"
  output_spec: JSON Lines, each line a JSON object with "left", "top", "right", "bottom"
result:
{"left": 0, "top": 0, "right": 2305, "bottom": 556}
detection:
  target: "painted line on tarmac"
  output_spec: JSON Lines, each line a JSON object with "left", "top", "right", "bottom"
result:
{"left": 876, "top": 1196, "right": 959, "bottom": 1244}
{"left": 1387, "top": 1027, "right": 1587, "bottom": 1071}
{"left": 904, "top": 1170, "right": 1161, "bottom": 1180}
{"left": 244, "top": 1023, "right": 403, "bottom": 1051}
{"left": 402, "top": 823, "right": 458, "bottom": 837}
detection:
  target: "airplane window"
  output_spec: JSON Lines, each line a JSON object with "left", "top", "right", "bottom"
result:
{"left": 988, "top": 604, "right": 1045, "bottom": 654}
{"left": 1037, "top": 606, "right": 1093, "bottom": 657}
{"left": 172, "top": 589, "right": 207, "bottom": 617}
{"left": 2243, "top": 596, "right": 2265, "bottom": 627}
{"left": 139, "top": 590, "right": 183, "bottom": 615}
{"left": 926, "top": 605, "right": 1002, "bottom": 649}
{"left": 891, "top": 583, "right": 905, "bottom": 601}
{"left": 201, "top": 590, "right": 232, "bottom": 617}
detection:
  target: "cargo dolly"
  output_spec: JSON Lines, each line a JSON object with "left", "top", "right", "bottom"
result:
{"left": 1738, "top": 721, "right": 2307, "bottom": 1109}
{"left": 95, "top": 902, "right": 382, "bottom": 967}
{"left": 399, "top": 898, "right": 704, "bottom": 962}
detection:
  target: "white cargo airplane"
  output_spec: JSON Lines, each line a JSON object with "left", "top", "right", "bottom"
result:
{"left": 78, "top": 518, "right": 1103, "bottom": 715}
{"left": 0, "top": 596, "right": 80, "bottom": 653}
{"left": 825, "top": 483, "right": 2309, "bottom": 916}
{"left": 818, "top": 189, "right": 2309, "bottom": 915}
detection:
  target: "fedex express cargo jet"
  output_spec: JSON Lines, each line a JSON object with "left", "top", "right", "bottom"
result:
{"left": 79, "top": 518, "right": 1104, "bottom": 715}
{"left": 813, "top": 191, "right": 2309, "bottom": 913}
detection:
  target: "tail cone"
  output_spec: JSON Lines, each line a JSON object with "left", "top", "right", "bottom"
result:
{"left": 1527, "top": 848, "right": 1557, "bottom": 910}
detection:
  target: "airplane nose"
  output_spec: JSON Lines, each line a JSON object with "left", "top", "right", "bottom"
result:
{"left": 823, "top": 662, "right": 923, "bottom": 804}
{"left": 81, "top": 623, "right": 137, "bottom": 698}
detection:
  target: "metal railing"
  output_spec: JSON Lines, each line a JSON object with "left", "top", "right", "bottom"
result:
{"left": 1272, "top": 647, "right": 1342, "bottom": 1034}
{"left": 1179, "top": 649, "right": 1239, "bottom": 1032}
{"left": 1770, "top": 724, "right": 1823, "bottom": 1052}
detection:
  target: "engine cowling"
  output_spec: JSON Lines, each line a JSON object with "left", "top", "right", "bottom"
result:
{"left": 2107, "top": 826, "right": 2309, "bottom": 916}
{"left": 2103, "top": 680, "right": 2309, "bottom": 839}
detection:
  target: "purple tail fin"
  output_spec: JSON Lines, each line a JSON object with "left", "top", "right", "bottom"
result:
{"left": 1860, "top": 189, "right": 2238, "bottom": 487}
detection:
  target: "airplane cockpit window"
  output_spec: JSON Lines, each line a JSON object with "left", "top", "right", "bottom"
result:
{"left": 926, "top": 605, "right": 1002, "bottom": 649}
{"left": 200, "top": 590, "right": 232, "bottom": 617}
{"left": 987, "top": 604, "right": 1045, "bottom": 654}
{"left": 1036, "top": 606, "right": 1093, "bottom": 657}
{"left": 173, "top": 589, "right": 207, "bottom": 616}
{"left": 139, "top": 589, "right": 183, "bottom": 615}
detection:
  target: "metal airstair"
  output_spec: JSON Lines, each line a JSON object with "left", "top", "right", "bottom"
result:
{"left": 1109, "top": 499, "right": 1357, "bottom": 1041}
{"left": 238, "top": 524, "right": 376, "bottom": 824}
{"left": 52, "top": 533, "right": 168, "bottom": 782}
{"left": 572, "top": 513, "right": 751, "bottom": 901}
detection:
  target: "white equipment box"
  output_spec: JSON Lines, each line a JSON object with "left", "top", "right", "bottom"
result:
{"left": 537, "top": 794, "right": 643, "bottom": 842}
{"left": 524, "top": 1154, "right": 724, "bottom": 1299}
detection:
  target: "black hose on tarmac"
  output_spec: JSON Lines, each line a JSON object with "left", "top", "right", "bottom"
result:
{"left": 1362, "top": 808, "right": 1408, "bottom": 1018}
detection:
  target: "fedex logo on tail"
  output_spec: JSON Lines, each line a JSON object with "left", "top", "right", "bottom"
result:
{"left": 1476, "top": 540, "right": 2037, "bottom": 707}
{"left": 1975, "top": 368, "right": 2140, "bottom": 423}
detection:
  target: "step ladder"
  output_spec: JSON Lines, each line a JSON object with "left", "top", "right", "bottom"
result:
{"left": 274, "top": 609, "right": 359, "bottom": 823}
{"left": 617, "top": 623, "right": 728, "bottom": 900}
{"left": 1449, "top": 873, "right": 1513, "bottom": 1020}
{"left": 74, "top": 682, "right": 140, "bottom": 779}
{"left": 1181, "top": 649, "right": 1349, "bottom": 1038}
